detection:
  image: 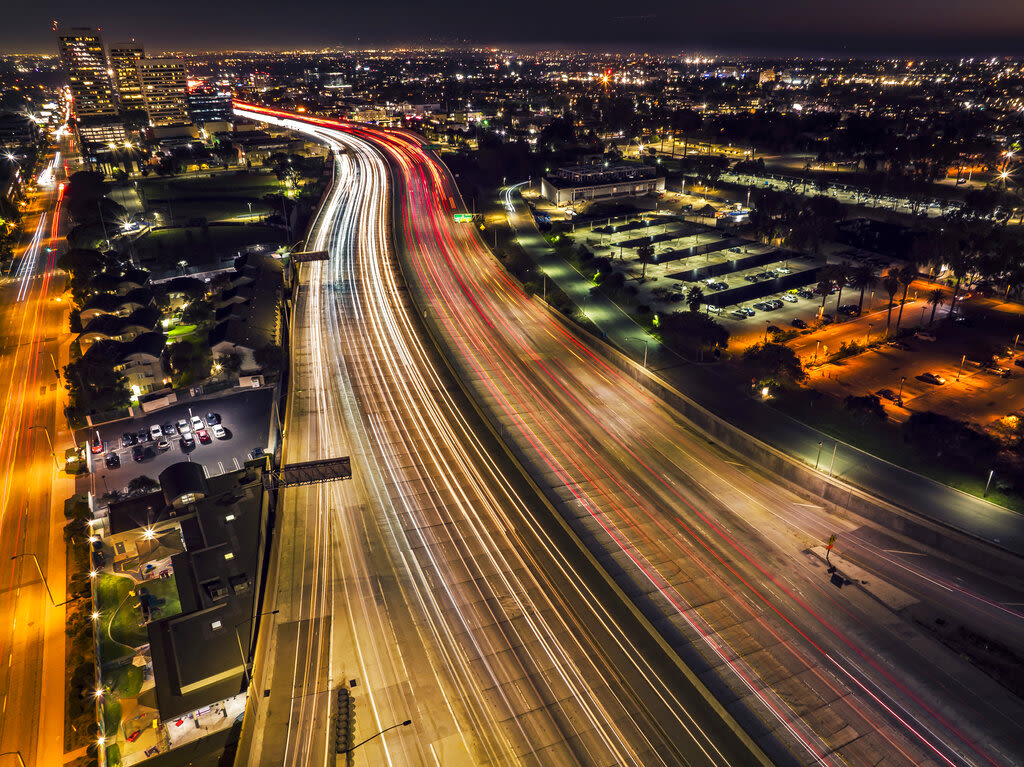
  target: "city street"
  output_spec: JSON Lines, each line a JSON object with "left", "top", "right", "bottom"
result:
{"left": 234, "top": 106, "right": 768, "bottom": 767}
{"left": 0, "top": 143, "right": 77, "bottom": 767}
{"left": 225, "top": 104, "right": 1024, "bottom": 767}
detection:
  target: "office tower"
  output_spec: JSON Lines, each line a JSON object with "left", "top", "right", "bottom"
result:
{"left": 137, "top": 58, "right": 191, "bottom": 127}
{"left": 109, "top": 42, "right": 146, "bottom": 110}
{"left": 55, "top": 27, "right": 118, "bottom": 118}
{"left": 187, "top": 84, "right": 233, "bottom": 126}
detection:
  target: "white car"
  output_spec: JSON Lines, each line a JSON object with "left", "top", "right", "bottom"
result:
{"left": 211, "top": 424, "right": 227, "bottom": 439}
{"left": 779, "top": 293, "right": 798, "bottom": 303}
{"left": 190, "top": 415, "right": 205, "bottom": 431}
{"left": 149, "top": 424, "right": 163, "bottom": 441}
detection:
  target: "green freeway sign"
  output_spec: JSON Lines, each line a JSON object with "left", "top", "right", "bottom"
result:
{"left": 453, "top": 213, "right": 474, "bottom": 223}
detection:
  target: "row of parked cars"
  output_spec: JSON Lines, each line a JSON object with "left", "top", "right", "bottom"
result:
{"left": 99, "top": 412, "right": 227, "bottom": 468}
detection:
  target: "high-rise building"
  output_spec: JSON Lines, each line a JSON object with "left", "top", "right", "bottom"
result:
{"left": 187, "top": 84, "right": 233, "bottom": 126}
{"left": 55, "top": 27, "right": 118, "bottom": 119}
{"left": 137, "top": 58, "right": 191, "bottom": 127}
{"left": 109, "top": 43, "right": 146, "bottom": 110}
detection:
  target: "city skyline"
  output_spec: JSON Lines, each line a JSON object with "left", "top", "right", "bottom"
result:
{"left": 2, "top": 1, "right": 1024, "bottom": 55}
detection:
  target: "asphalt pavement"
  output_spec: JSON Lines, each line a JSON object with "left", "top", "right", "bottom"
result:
{"left": 505, "top": 186, "right": 1024, "bottom": 559}
{"left": 85, "top": 387, "right": 274, "bottom": 495}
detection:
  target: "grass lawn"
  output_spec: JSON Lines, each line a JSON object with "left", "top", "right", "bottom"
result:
{"left": 104, "top": 664, "right": 144, "bottom": 699}
{"left": 133, "top": 224, "right": 286, "bottom": 271}
{"left": 166, "top": 324, "right": 197, "bottom": 338}
{"left": 141, "top": 171, "right": 281, "bottom": 201}
{"left": 96, "top": 574, "right": 147, "bottom": 658}
{"left": 102, "top": 699, "right": 122, "bottom": 736}
{"left": 772, "top": 388, "right": 1024, "bottom": 513}
{"left": 142, "top": 575, "right": 182, "bottom": 621}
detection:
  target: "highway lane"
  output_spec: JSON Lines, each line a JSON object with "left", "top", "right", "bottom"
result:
{"left": 335, "top": 120, "right": 1023, "bottom": 766}
{"left": 237, "top": 113, "right": 762, "bottom": 766}
{"left": 0, "top": 147, "right": 76, "bottom": 766}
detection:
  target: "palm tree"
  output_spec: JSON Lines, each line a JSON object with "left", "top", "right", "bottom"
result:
{"left": 636, "top": 241, "right": 655, "bottom": 281}
{"left": 685, "top": 285, "right": 705, "bottom": 313}
{"left": 926, "top": 288, "right": 945, "bottom": 324}
{"left": 850, "top": 265, "right": 877, "bottom": 315}
{"left": 894, "top": 263, "right": 918, "bottom": 331}
{"left": 814, "top": 276, "right": 835, "bottom": 310}
{"left": 829, "top": 264, "right": 850, "bottom": 319}
{"left": 881, "top": 270, "right": 901, "bottom": 332}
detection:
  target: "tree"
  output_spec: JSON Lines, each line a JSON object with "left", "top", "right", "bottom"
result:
{"left": 881, "top": 270, "right": 901, "bottom": 331}
{"left": 64, "top": 345, "right": 130, "bottom": 415}
{"left": 741, "top": 342, "right": 806, "bottom": 384}
{"left": 254, "top": 344, "right": 286, "bottom": 372}
{"left": 926, "top": 288, "right": 945, "bottom": 324}
{"left": 659, "top": 311, "right": 729, "bottom": 358}
{"left": 685, "top": 285, "right": 705, "bottom": 313}
{"left": 181, "top": 299, "right": 214, "bottom": 326}
{"left": 893, "top": 264, "right": 918, "bottom": 331}
{"left": 814, "top": 276, "right": 835, "bottom": 310}
{"left": 844, "top": 394, "right": 885, "bottom": 421}
{"left": 827, "top": 264, "right": 850, "bottom": 318}
{"left": 127, "top": 476, "right": 159, "bottom": 496}
{"left": 636, "top": 241, "right": 655, "bottom": 281}
{"left": 165, "top": 341, "right": 211, "bottom": 382}
{"left": 850, "top": 265, "right": 876, "bottom": 315}
{"left": 215, "top": 352, "right": 243, "bottom": 376}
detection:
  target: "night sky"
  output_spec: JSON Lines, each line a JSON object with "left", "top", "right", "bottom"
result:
{"left": 4, "top": 0, "right": 1024, "bottom": 55}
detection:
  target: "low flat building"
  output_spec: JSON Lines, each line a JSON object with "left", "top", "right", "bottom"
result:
{"left": 540, "top": 162, "right": 665, "bottom": 206}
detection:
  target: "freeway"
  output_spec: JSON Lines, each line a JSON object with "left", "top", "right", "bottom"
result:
{"left": 235, "top": 109, "right": 763, "bottom": 766}
{"left": 0, "top": 146, "right": 76, "bottom": 765}
{"left": 237, "top": 103, "right": 1024, "bottom": 767}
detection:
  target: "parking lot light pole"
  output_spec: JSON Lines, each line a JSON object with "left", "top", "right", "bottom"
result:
{"left": 814, "top": 441, "right": 823, "bottom": 470}
{"left": 957, "top": 354, "right": 966, "bottom": 381}
{"left": 897, "top": 376, "right": 906, "bottom": 400}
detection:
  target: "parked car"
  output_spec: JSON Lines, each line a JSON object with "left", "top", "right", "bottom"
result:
{"left": 791, "top": 318, "right": 808, "bottom": 329}
{"left": 876, "top": 388, "right": 903, "bottom": 405}
{"left": 744, "top": 274, "right": 760, "bottom": 283}
{"left": 919, "top": 372, "right": 946, "bottom": 385}
{"left": 177, "top": 418, "right": 190, "bottom": 434}
{"left": 136, "top": 428, "right": 150, "bottom": 443}
{"left": 162, "top": 423, "right": 176, "bottom": 436}
{"left": 157, "top": 438, "right": 171, "bottom": 451}
{"left": 131, "top": 445, "right": 147, "bottom": 462}
{"left": 797, "top": 288, "right": 815, "bottom": 299}
{"left": 149, "top": 424, "right": 163, "bottom": 441}
{"left": 205, "top": 412, "right": 222, "bottom": 425}
{"left": 838, "top": 304, "right": 861, "bottom": 316}
{"left": 104, "top": 452, "right": 120, "bottom": 469}
{"left": 984, "top": 365, "right": 1011, "bottom": 377}
{"left": 776, "top": 266, "right": 793, "bottom": 275}
{"left": 779, "top": 293, "right": 798, "bottom": 303}
{"left": 769, "top": 299, "right": 784, "bottom": 309}
{"left": 741, "top": 306, "right": 756, "bottom": 316}
{"left": 180, "top": 433, "right": 195, "bottom": 451}
{"left": 121, "top": 432, "right": 136, "bottom": 448}
{"left": 731, "top": 310, "right": 748, "bottom": 319}
{"left": 190, "top": 415, "right": 205, "bottom": 431}
{"left": 211, "top": 424, "right": 227, "bottom": 439}
{"left": 249, "top": 447, "right": 265, "bottom": 460}
{"left": 196, "top": 428, "right": 212, "bottom": 444}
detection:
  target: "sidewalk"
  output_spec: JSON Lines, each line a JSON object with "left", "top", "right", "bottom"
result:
{"left": 502, "top": 185, "right": 1024, "bottom": 560}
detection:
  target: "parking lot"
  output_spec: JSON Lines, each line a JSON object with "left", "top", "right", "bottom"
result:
{"left": 85, "top": 387, "right": 275, "bottom": 497}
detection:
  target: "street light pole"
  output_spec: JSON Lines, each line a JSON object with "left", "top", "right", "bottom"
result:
{"left": 957, "top": 354, "right": 966, "bottom": 381}
{"left": 234, "top": 609, "right": 279, "bottom": 710}
{"left": 0, "top": 751, "right": 27, "bottom": 767}
{"left": 814, "top": 441, "right": 823, "bottom": 470}
{"left": 28, "top": 425, "right": 60, "bottom": 469}
{"left": 10, "top": 553, "right": 77, "bottom": 606}
{"left": 897, "top": 376, "right": 906, "bottom": 400}
{"left": 340, "top": 719, "right": 413, "bottom": 756}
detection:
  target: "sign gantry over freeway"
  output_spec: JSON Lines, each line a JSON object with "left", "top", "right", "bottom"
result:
{"left": 290, "top": 250, "right": 330, "bottom": 263}
{"left": 262, "top": 456, "right": 353, "bottom": 490}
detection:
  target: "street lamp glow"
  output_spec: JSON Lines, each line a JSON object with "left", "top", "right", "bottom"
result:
{"left": 91, "top": 612, "right": 100, "bottom": 621}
